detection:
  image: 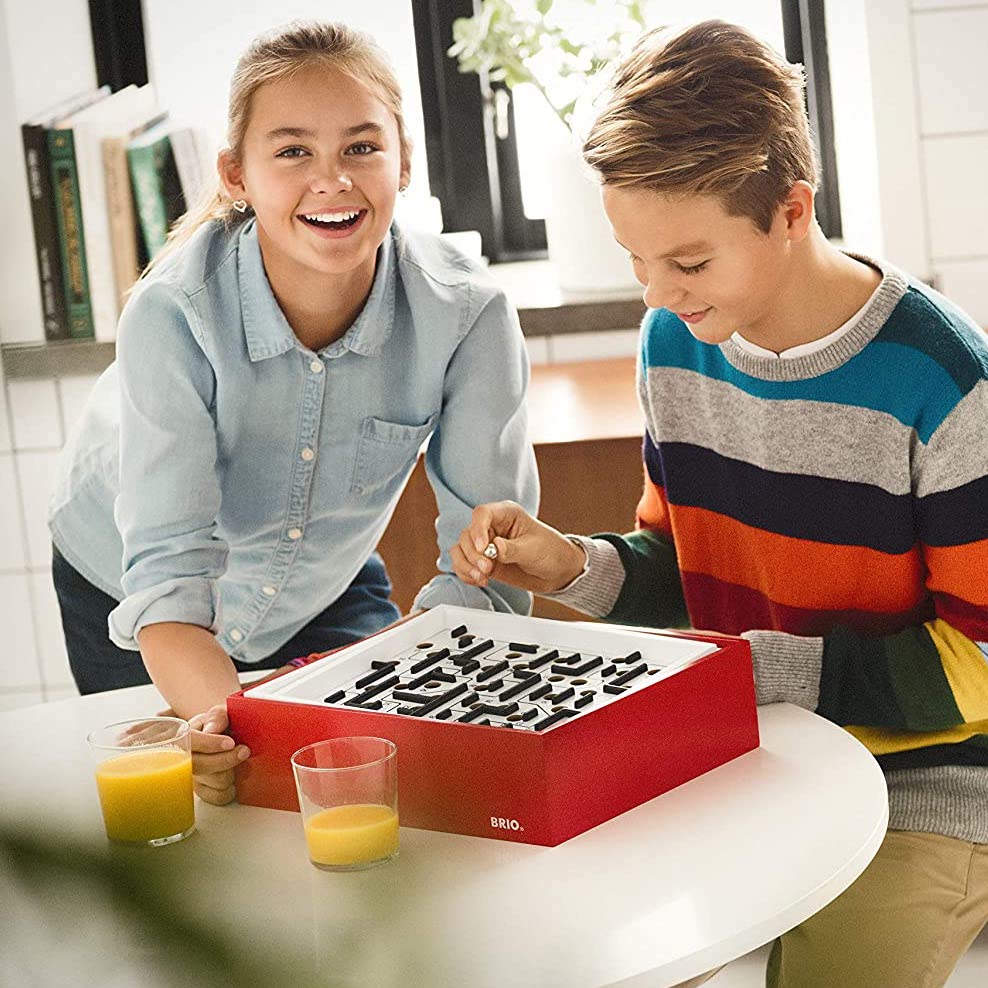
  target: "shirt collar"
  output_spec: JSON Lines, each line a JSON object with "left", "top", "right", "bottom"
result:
{"left": 238, "top": 219, "right": 397, "bottom": 362}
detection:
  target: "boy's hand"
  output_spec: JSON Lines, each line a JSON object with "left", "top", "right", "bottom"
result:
{"left": 452, "top": 501, "right": 587, "bottom": 594}
{"left": 158, "top": 704, "right": 250, "bottom": 806}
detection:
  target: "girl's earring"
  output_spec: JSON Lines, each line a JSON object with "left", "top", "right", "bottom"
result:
{"left": 232, "top": 199, "right": 248, "bottom": 213}
{"left": 398, "top": 186, "right": 408, "bottom": 197}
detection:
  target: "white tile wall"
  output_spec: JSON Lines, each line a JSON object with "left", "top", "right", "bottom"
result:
{"left": 914, "top": 8, "right": 988, "bottom": 135}
{"left": 6, "top": 377, "right": 61, "bottom": 449}
{"left": 30, "top": 571, "right": 72, "bottom": 690}
{"left": 912, "top": 0, "right": 985, "bottom": 9}
{"left": 0, "top": 376, "right": 10, "bottom": 451}
{"left": 0, "top": 454, "right": 26, "bottom": 571}
{"left": 15, "top": 449, "right": 60, "bottom": 569}
{"left": 913, "top": 3, "right": 988, "bottom": 319}
{"left": 922, "top": 134, "right": 988, "bottom": 260}
{"left": 0, "top": 572, "right": 41, "bottom": 690}
{"left": 935, "top": 259, "right": 988, "bottom": 326}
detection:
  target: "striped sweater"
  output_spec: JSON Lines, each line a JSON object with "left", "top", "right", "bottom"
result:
{"left": 553, "top": 258, "right": 988, "bottom": 842}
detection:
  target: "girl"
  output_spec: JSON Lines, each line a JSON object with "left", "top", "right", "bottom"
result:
{"left": 49, "top": 21, "right": 538, "bottom": 804}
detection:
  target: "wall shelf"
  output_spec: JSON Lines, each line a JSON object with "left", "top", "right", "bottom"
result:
{"left": 1, "top": 259, "right": 645, "bottom": 380}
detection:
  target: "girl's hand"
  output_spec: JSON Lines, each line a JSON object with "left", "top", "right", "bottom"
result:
{"left": 184, "top": 704, "right": 250, "bottom": 806}
{"left": 452, "top": 501, "right": 587, "bottom": 594}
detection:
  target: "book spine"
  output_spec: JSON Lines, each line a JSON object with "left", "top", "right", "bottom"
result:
{"left": 21, "top": 123, "right": 69, "bottom": 340}
{"left": 48, "top": 127, "right": 95, "bottom": 339}
{"left": 128, "top": 141, "right": 171, "bottom": 261}
{"left": 102, "top": 136, "right": 141, "bottom": 313}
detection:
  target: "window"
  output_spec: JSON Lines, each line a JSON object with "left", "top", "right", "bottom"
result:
{"left": 411, "top": 0, "right": 842, "bottom": 262}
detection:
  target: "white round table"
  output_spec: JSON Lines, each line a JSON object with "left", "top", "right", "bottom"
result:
{"left": 0, "top": 685, "right": 887, "bottom": 987}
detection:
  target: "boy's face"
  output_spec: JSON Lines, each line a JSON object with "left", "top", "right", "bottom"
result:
{"left": 601, "top": 185, "right": 793, "bottom": 345}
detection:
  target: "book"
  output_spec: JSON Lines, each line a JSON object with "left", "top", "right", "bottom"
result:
{"left": 48, "top": 124, "right": 96, "bottom": 338}
{"left": 21, "top": 87, "right": 109, "bottom": 340}
{"left": 169, "top": 126, "right": 211, "bottom": 210}
{"left": 127, "top": 120, "right": 185, "bottom": 263}
{"left": 68, "top": 84, "right": 159, "bottom": 341}
{"left": 103, "top": 110, "right": 167, "bottom": 312}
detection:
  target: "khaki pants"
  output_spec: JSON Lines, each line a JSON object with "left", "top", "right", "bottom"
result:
{"left": 765, "top": 830, "right": 988, "bottom": 988}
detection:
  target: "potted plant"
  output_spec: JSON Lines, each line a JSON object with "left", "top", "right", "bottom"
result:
{"left": 449, "top": 0, "right": 647, "bottom": 296}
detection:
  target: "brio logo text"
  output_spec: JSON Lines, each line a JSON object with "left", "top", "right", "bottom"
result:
{"left": 490, "top": 816, "right": 522, "bottom": 831}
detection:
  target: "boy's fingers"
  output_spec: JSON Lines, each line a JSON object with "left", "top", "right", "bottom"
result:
{"left": 191, "top": 730, "right": 238, "bottom": 755}
{"left": 469, "top": 503, "right": 496, "bottom": 553}
{"left": 450, "top": 544, "right": 479, "bottom": 585}
{"left": 195, "top": 782, "right": 236, "bottom": 806}
{"left": 193, "top": 768, "right": 236, "bottom": 791}
{"left": 191, "top": 745, "right": 249, "bottom": 774}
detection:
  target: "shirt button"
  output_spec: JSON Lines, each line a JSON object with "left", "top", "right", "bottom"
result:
{"left": 288, "top": 527, "right": 302, "bottom": 540}
{"left": 230, "top": 629, "right": 243, "bottom": 642}
{"left": 262, "top": 585, "right": 276, "bottom": 597}
{"left": 301, "top": 447, "right": 315, "bottom": 461}
{"left": 310, "top": 360, "right": 323, "bottom": 373}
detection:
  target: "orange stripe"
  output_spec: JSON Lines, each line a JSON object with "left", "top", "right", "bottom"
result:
{"left": 925, "top": 540, "right": 988, "bottom": 607}
{"left": 672, "top": 505, "right": 925, "bottom": 613}
{"left": 636, "top": 477, "right": 673, "bottom": 539}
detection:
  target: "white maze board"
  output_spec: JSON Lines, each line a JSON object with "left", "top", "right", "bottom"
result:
{"left": 245, "top": 606, "right": 716, "bottom": 733}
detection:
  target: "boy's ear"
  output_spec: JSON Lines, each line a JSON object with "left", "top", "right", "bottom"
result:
{"left": 783, "top": 181, "right": 816, "bottom": 241}
{"left": 218, "top": 149, "right": 247, "bottom": 201}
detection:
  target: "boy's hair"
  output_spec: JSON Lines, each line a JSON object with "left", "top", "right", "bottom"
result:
{"left": 141, "top": 20, "right": 411, "bottom": 279}
{"left": 583, "top": 20, "right": 818, "bottom": 233}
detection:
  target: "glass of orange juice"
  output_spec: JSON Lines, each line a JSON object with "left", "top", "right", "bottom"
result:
{"left": 291, "top": 737, "right": 398, "bottom": 872}
{"left": 87, "top": 717, "right": 195, "bottom": 847}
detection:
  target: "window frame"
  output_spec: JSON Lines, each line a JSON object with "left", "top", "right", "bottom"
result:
{"left": 412, "top": 0, "right": 843, "bottom": 260}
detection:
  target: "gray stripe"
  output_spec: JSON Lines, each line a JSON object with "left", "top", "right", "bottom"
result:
{"left": 742, "top": 630, "right": 823, "bottom": 710}
{"left": 643, "top": 366, "right": 916, "bottom": 495}
{"left": 885, "top": 765, "right": 988, "bottom": 843}
{"left": 542, "top": 536, "right": 624, "bottom": 617}
{"left": 718, "top": 255, "right": 909, "bottom": 382}
{"left": 913, "top": 379, "right": 988, "bottom": 497}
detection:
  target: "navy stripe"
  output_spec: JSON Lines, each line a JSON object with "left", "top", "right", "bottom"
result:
{"left": 658, "top": 442, "right": 915, "bottom": 554}
{"left": 916, "top": 474, "right": 988, "bottom": 546}
{"left": 876, "top": 288, "right": 988, "bottom": 396}
{"left": 643, "top": 431, "right": 664, "bottom": 486}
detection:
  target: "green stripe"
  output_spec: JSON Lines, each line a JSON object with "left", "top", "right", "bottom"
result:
{"left": 820, "top": 628, "right": 908, "bottom": 728}
{"left": 820, "top": 625, "right": 965, "bottom": 730}
{"left": 597, "top": 530, "right": 688, "bottom": 629}
{"left": 885, "top": 625, "right": 965, "bottom": 730}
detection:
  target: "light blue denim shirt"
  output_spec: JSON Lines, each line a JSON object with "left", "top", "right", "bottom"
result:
{"left": 49, "top": 218, "right": 539, "bottom": 662}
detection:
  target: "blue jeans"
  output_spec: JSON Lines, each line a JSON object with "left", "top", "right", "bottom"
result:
{"left": 52, "top": 545, "right": 400, "bottom": 695}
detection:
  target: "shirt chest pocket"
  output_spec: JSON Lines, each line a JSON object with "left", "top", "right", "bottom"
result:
{"left": 350, "top": 414, "right": 439, "bottom": 496}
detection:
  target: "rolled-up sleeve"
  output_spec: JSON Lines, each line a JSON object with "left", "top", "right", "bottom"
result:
{"left": 108, "top": 279, "right": 227, "bottom": 649}
{"left": 412, "top": 288, "right": 540, "bottom": 615}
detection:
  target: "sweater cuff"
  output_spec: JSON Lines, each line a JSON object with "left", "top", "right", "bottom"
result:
{"left": 540, "top": 535, "right": 625, "bottom": 617}
{"left": 741, "top": 630, "right": 824, "bottom": 710}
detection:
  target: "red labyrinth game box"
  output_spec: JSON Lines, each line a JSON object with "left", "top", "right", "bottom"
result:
{"left": 227, "top": 606, "right": 759, "bottom": 846}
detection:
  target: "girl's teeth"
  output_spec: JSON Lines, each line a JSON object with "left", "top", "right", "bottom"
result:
{"left": 304, "top": 211, "right": 359, "bottom": 223}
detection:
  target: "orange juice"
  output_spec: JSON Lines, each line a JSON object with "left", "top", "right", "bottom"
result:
{"left": 304, "top": 803, "right": 399, "bottom": 867}
{"left": 94, "top": 748, "right": 195, "bottom": 843}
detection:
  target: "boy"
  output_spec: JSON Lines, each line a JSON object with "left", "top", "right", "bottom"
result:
{"left": 452, "top": 20, "right": 988, "bottom": 988}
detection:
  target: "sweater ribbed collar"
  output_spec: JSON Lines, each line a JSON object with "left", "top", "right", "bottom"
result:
{"left": 718, "top": 254, "right": 909, "bottom": 381}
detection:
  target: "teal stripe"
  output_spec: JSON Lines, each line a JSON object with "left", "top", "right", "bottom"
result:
{"left": 642, "top": 309, "right": 963, "bottom": 442}
{"left": 879, "top": 284, "right": 988, "bottom": 394}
